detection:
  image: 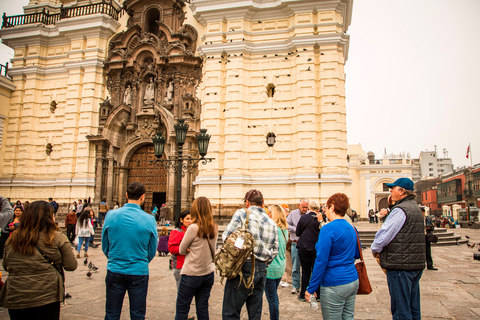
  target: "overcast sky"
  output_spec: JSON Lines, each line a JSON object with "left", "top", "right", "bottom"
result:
{"left": 1, "top": 0, "right": 479, "bottom": 169}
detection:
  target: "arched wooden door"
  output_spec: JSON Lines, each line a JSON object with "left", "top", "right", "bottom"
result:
{"left": 378, "top": 197, "right": 388, "bottom": 211}
{"left": 127, "top": 145, "right": 167, "bottom": 213}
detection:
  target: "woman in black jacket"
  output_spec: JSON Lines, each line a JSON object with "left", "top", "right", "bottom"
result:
{"left": 296, "top": 200, "right": 325, "bottom": 301}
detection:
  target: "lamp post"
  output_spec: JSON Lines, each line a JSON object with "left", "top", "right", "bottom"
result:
{"left": 152, "top": 119, "right": 213, "bottom": 223}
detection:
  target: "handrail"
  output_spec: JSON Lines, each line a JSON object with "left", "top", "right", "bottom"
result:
{"left": 2, "top": 1, "right": 122, "bottom": 29}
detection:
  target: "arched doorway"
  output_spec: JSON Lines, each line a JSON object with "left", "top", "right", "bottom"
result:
{"left": 378, "top": 197, "right": 388, "bottom": 211}
{"left": 127, "top": 144, "right": 167, "bottom": 213}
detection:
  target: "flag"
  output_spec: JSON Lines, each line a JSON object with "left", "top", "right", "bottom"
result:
{"left": 466, "top": 144, "right": 470, "bottom": 159}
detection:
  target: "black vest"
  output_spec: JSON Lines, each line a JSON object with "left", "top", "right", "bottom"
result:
{"left": 380, "top": 196, "right": 426, "bottom": 271}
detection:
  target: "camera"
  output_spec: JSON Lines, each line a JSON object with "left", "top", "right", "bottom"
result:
{"left": 474, "top": 254, "right": 480, "bottom": 261}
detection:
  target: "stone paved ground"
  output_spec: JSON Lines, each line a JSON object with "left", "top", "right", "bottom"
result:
{"left": 1, "top": 222, "right": 480, "bottom": 319}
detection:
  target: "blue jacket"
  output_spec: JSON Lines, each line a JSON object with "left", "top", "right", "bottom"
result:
{"left": 307, "top": 219, "right": 359, "bottom": 292}
{"left": 102, "top": 203, "right": 158, "bottom": 275}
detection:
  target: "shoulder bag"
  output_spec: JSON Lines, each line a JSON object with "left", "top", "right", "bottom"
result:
{"left": 35, "top": 246, "right": 65, "bottom": 283}
{"left": 353, "top": 228, "right": 372, "bottom": 294}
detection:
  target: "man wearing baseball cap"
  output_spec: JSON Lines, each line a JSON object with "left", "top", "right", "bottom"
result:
{"left": 371, "top": 177, "right": 425, "bottom": 320}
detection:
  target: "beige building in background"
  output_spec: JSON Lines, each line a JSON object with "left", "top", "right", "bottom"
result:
{"left": 347, "top": 144, "right": 413, "bottom": 216}
{"left": 0, "top": 0, "right": 397, "bottom": 218}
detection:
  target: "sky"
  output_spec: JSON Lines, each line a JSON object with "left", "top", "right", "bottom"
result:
{"left": 1, "top": 0, "right": 479, "bottom": 169}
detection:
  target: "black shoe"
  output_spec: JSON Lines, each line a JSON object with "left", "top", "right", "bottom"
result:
{"left": 427, "top": 266, "right": 438, "bottom": 270}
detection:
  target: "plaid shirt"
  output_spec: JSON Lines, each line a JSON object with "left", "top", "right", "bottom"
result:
{"left": 222, "top": 206, "right": 279, "bottom": 264}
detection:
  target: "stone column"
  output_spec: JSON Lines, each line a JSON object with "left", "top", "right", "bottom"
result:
{"left": 106, "top": 146, "right": 115, "bottom": 204}
{"left": 94, "top": 144, "right": 105, "bottom": 203}
{"left": 118, "top": 167, "right": 129, "bottom": 206}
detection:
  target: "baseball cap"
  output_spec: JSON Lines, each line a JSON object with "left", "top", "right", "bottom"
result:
{"left": 386, "top": 178, "right": 414, "bottom": 191}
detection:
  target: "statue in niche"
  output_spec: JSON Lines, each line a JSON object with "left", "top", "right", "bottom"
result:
{"left": 123, "top": 84, "right": 132, "bottom": 105}
{"left": 164, "top": 81, "right": 174, "bottom": 104}
{"left": 144, "top": 77, "right": 155, "bottom": 105}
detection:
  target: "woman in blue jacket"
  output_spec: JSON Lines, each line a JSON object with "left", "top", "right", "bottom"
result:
{"left": 305, "top": 193, "right": 360, "bottom": 320}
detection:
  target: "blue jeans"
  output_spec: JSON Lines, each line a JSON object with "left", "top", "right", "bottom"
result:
{"left": 291, "top": 242, "right": 301, "bottom": 289}
{"left": 105, "top": 270, "right": 149, "bottom": 320}
{"left": 320, "top": 279, "right": 358, "bottom": 320}
{"left": 264, "top": 278, "right": 281, "bottom": 320}
{"left": 77, "top": 236, "right": 89, "bottom": 252}
{"left": 175, "top": 272, "right": 214, "bottom": 320}
{"left": 222, "top": 260, "right": 267, "bottom": 320}
{"left": 387, "top": 270, "right": 423, "bottom": 320}
{"left": 98, "top": 212, "right": 106, "bottom": 226}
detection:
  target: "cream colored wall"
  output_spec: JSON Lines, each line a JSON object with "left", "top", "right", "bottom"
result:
{"left": 0, "top": 76, "right": 15, "bottom": 175}
{"left": 192, "top": 0, "right": 353, "bottom": 209}
{"left": 0, "top": 4, "right": 120, "bottom": 205}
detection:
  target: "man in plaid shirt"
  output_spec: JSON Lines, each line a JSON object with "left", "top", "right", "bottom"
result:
{"left": 221, "top": 189, "right": 278, "bottom": 320}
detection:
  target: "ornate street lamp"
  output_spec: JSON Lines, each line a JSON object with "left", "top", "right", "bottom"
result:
{"left": 152, "top": 132, "right": 166, "bottom": 159}
{"left": 152, "top": 119, "right": 213, "bottom": 223}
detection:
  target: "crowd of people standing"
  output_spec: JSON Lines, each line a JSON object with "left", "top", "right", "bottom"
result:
{"left": 0, "top": 177, "right": 434, "bottom": 320}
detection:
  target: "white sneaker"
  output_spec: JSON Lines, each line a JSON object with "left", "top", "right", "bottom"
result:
{"left": 281, "top": 282, "right": 292, "bottom": 287}
{"left": 291, "top": 287, "right": 299, "bottom": 294}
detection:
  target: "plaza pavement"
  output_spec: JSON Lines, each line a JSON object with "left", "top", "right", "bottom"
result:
{"left": 1, "top": 221, "right": 480, "bottom": 319}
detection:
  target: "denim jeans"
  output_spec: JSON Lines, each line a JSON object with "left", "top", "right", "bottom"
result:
{"left": 105, "top": 270, "right": 149, "bottom": 320}
{"left": 320, "top": 279, "right": 358, "bottom": 320}
{"left": 291, "top": 242, "right": 301, "bottom": 289}
{"left": 387, "top": 270, "right": 423, "bottom": 320}
{"left": 222, "top": 260, "right": 267, "bottom": 320}
{"left": 77, "top": 236, "right": 89, "bottom": 252}
{"left": 264, "top": 278, "right": 281, "bottom": 320}
{"left": 98, "top": 212, "right": 106, "bottom": 226}
{"left": 175, "top": 272, "right": 214, "bottom": 320}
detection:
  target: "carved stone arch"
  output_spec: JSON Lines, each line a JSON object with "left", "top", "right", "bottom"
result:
{"left": 154, "top": 105, "right": 175, "bottom": 134}
{"left": 371, "top": 177, "right": 396, "bottom": 192}
{"left": 120, "top": 138, "right": 153, "bottom": 167}
{"left": 101, "top": 106, "right": 131, "bottom": 145}
{"left": 140, "top": 4, "right": 165, "bottom": 34}
{"left": 156, "top": 22, "right": 174, "bottom": 43}
{"left": 126, "top": 34, "right": 141, "bottom": 53}
{"left": 130, "top": 47, "right": 158, "bottom": 67}
{"left": 166, "top": 43, "right": 187, "bottom": 56}
{"left": 108, "top": 50, "right": 126, "bottom": 62}
{"left": 179, "top": 24, "right": 198, "bottom": 43}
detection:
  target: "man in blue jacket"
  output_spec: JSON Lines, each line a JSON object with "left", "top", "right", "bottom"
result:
{"left": 102, "top": 182, "right": 158, "bottom": 320}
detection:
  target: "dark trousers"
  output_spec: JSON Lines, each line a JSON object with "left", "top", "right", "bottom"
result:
{"left": 175, "top": 272, "right": 214, "bottom": 320}
{"left": 98, "top": 212, "right": 106, "bottom": 226}
{"left": 298, "top": 247, "right": 320, "bottom": 299}
{"left": 222, "top": 260, "right": 267, "bottom": 320}
{"left": 105, "top": 270, "right": 149, "bottom": 320}
{"left": 66, "top": 223, "right": 76, "bottom": 243}
{"left": 425, "top": 239, "right": 433, "bottom": 268}
{"left": 9, "top": 301, "right": 60, "bottom": 320}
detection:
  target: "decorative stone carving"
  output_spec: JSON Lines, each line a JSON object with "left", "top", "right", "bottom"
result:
{"left": 123, "top": 84, "right": 132, "bottom": 105}
{"left": 144, "top": 77, "right": 155, "bottom": 106}
{"left": 164, "top": 81, "right": 174, "bottom": 104}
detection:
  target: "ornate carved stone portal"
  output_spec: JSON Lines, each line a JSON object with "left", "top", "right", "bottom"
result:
{"left": 88, "top": 0, "right": 202, "bottom": 212}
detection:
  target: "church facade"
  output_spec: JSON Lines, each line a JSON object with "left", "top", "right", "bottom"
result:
{"left": 0, "top": 0, "right": 411, "bottom": 219}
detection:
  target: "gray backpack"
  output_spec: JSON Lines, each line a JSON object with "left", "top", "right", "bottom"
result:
{"left": 214, "top": 209, "right": 255, "bottom": 289}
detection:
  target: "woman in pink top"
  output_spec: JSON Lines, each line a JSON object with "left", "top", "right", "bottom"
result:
{"left": 175, "top": 197, "right": 218, "bottom": 320}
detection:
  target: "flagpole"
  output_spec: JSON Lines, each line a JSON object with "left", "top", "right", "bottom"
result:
{"left": 471, "top": 144, "right": 473, "bottom": 168}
